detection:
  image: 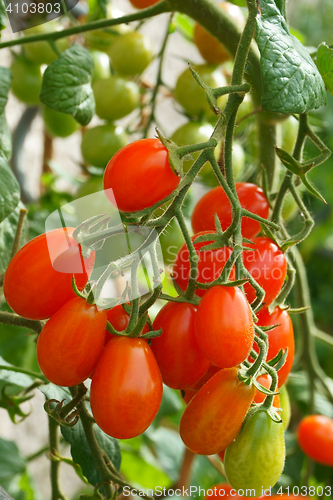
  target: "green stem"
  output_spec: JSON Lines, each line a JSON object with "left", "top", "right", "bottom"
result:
{"left": 0, "top": 365, "right": 48, "bottom": 382}
{"left": 48, "top": 417, "right": 68, "bottom": 500}
{"left": 0, "top": 311, "right": 44, "bottom": 333}
{"left": 10, "top": 208, "right": 28, "bottom": 259}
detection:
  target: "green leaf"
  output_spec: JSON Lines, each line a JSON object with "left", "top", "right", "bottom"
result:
{"left": 0, "top": 356, "right": 34, "bottom": 394}
{"left": 120, "top": 449, "right": 170, "bottom": 489}
{"left": 0, "top": 0, "right": 6, "bottom": 31}
{"left": 0, "top": 66, "right": 11, "bottom": 114}
{"left": 174, "top": 14, "right": 194, "bottom": 41}
{"left": 227, "top": 0, "right": 246, "bottom": 5}
{"left": 97, "top": 0, "right": 107, "bottom": 17}
{"left": 0, "top": 157, "right": 20, "bottom": 223}
{"left": 317, "top": 42, "right": 333, "bottom": 95}
{"left": 61, "top": 408, "right": 121, "bottom": 487}
{"left": 146, "top": 427, "right": 185, "bottom": 482}
{"left": 0, "top": 202, "right": 26, "bottom": 274}
{"left": 0, "top": 437, "right": 26, "bottom": 483}
{"left": 0, "top": 112, "right": 12, "bottom": 160}
{"left": 256, "top": 0, "right": 326, "bottom": 113}
{"left": 40, "top": 45, "right": 95, "bottom": 126}
{"left": 38, "top": 383, "right": 71, "bottom": 403}
{"left": 154, "top": 386, "right": 183, "bottom": 424}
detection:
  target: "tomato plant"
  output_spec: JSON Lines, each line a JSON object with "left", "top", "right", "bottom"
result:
{"left": 105, "top": 304, "right": 149, "bottom": 343}
{"left": 297, "top": 415, "right": 333, "bottom": 466}
{"left": 254, "top": 374, "right": 280, "bottom": 408}
{"left": 81, "top": 124, "right": 128, "bottom": 168}
{"left": 92, "top": 76, "right": 141, "bottom": 121}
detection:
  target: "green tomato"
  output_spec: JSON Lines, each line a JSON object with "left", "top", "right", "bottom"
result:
{"left": 23, "top": 22, "right": 70, "bottom": 65}
{"left": 281, "top": 115, "right": 299, "bottom": 154}
{"left": 92, "top": 76, "right": 140, "bottom": 121}
{"left": 43, "top": 106, "right": 80, "bottom": 138}
{"left": 85, "top": 24, "right": 130, "bottom": 53}
{"left": 108, "top": 32, "right": 154, "bottom": 76}
{"left": 224, "top": 409, "right": 285, "bottom": 496}
{"left": 171, "top": 121, "right": 214, "bottom": 172}
{"left": 11, "top": 56, "right": 42, "bottom": 105}
{"left": 279, "top": 385, "right": 291, "bottom": 430}
{"left": 281, "top": 191, "right": 298, "bottom": 222}
{"left": 175, "top": 64, "right": 228, "bottom": 118}
{"left": 81, "top": 124, "right": 128, "bottom": 168}
{"left": 91, "top": 50, "right": 111, "bottom": 82}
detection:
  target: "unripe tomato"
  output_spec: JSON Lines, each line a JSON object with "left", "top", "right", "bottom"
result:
{"left": 179, "top": 367, "right": 255, "bottom": 455}
{"left": 81, "top": 124, "right": 128, "bottom": 169}
{"left": 173, "top": 231, "right": 235, "bottom": 297}
{"left": 103, "top": 138, "right": 180, "bottom": 212}
{"left": 171, "top": 121, "right": 214, "bottom": 173}
{"left": 92, "top": 76, "right": 140, "bottom": 121}
{"left": 43, "top": 106, "right": 80, "bottom": 138}
{"left": 11, "top": 56, "right": 42, "bottom": 105}
{"left": 175, "top": 64, "right": 228, "bottom": 118}
{"left": 37, "top": 297, "right": 107, "bottom": 386}
{"left": 151, "top": 302, "right": 210, "bottom": 389}
{"left": 254, "top": 374, "right": 280, "bottom": 408}
{"left": 129, "top": 0, "right": 160, "bottom": 8}
{"left": 90, "top": 337, "right": 163, "bottom": 438}
{"left": 256, "top": 306, "right": 294, "bottom": 387}
{"left": 193, "top": 3, "right": 245, "bottom": 65}
{"left": 279, "top": 384, "right": 291, "bottom": 430}
{"left": 243, "top": 237, "right": 287, "bottom": 305}
{"left": 105, "top": 304, "right": 149, "bottom": 344}
{"left": 108, "top": 32, "right": 153, "bottom": 76}
{"left": 24, "top": 22, "right": 70, "bottom": 65}
{"left": 84, "top": 6, "right": 130, "bottom": 53}
{"left": 191, "top": 183, "right": 270, "bottom": 239}
{"left": 90, "top": 50, "right": 111, "bottom": 82}
{"left": 194, "top": 286, "right": 255, "bottom": 368}
{"left": 280, "top": 115, "right": 299, "bottom": 155}
{"left": 297, "top": 415, "right": 333, "bottom": 466}
{"left": 224, "top": 409, "right": 285, "bottom": 496}
{"left": 3, "top": 228, "right": 94, "bottom": 320}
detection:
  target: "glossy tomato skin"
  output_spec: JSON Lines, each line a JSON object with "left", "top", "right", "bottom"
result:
{"left": 243, "top": 237, "right": 287, "bottom": 305}
{"left": 129, "top": 0, "right": 159, "bottom": 8}
{"left": 81, "top": 124, "right": 128, "bottom": 169}
{"left": 90, "top": 337, "right": 163, "bottom": 439}
{"left": 224, "top": 409, "right": 285, "bottom": 496}
{"left": 256, "top": 306, "right": 294, "bottom": 387}
{"left": 103, "top": 139, "right": 180, "bottom": 212}
{"left": 194, "top": 286, "right": 255, "bottom": 368}
{"left": 297, "top": 415, "right": 333, "bottom": 466}
{"left": 181, "top": 364, "right": 221, "bottom": 404}
{"left": 105, "top": 304, "right": 149, "bottom": 344}
{"left": 191, "top": 183, "right": 270, "bottom": 239}
{"left": 179, "top": 367, "right": 255, "bottom": 455}
{"left": 92, "top": 76, "right": 140, "bottom": 121}
{"left": 3, "top": 228, "right": 94, "bottom": 320}
{"left": 37, "top": 297, "right": 107, "bottom": 386}
{"left": 151, "top": 302, "right": 210, "bottom": 389}
{"left": 254, "top": 374, "right": 280, "bottom": 408}
{"left": 173, "top": 231, "right": 235, "bottom": 297}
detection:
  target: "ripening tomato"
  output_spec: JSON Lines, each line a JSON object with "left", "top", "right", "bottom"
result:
{"left": 129, "top": 0, "right": 160, "bottom": 8}
{"left": 92, "top": 76, "right": 140, "bottom": 121}
{"left": 108, "top": 32, "right": 154, "bottom": 76}
{"left": 243, "top": 237, "right": 287, "bottom": 305}
{"left": 3, "top": 228, "right": 94, "bottom": 320}
{"left": 179, "top": 367, "right": 255, "bottom": 455}
{"left": 297, "top": 415, "right": 333, "bottom": 466}
{"left": 254, "top": 374, "right": 280, "bottom": 408}
{"left": 151, "top": 302, "right": 210, "bottom": 389}
{"left": 90, "top": 336, "right": 163, "bottom": 439}
{"left": 191, "top": 183, "right": 270, "bottom": 239}
{"left": 194, "top": 286, "right": 255, "bottom": 368}
{"left": 103, "top": 139, "right": 180, "bottom": 212}
{"left": 37, "top": 297, "right": 107, "bottom": 386}
{"left": 181, "top": 364, "right": 221, "bottom": 404}
{"left": 224, "top": 409, "right": 285, "bottom": 496}
{"left": 105, "top": 304, "right": 149, "bottom": 344}
{"left": 256, "top": 306, "right": 295, "bottom": 387}
{"left": 173, "top": 232, "right": 235, "bottom": 297}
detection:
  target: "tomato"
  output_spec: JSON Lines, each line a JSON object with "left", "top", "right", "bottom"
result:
{"left": 182, "top": 364, "right": 221, "bottom": 404}
{"left": 151, "top": 302, "right": 210, "bottom": 389}
{"left": 280, "top": 115, "right": 299, "bottom": 155}
{"left": 105, "top": 304, "right": 149, "bottom": 343}
{"left": 194, "top": 286, "right": 255, "bottom": 368}
{"left": 173, "top": 231, "right": 235, "bottom": 297}
{"left": 204, "top": 483, "right": 256, "bottom": 499}
{"left": 81, "top": 124, "right": 128, "bottom": 169}
{"left": 11, "top": 56, "right": 42, "bottom": 105}
{"left": 193, "top": 3, "right": 245, "bottom": 65}
{"left": 171, "top": 121, "right": 215, "bottom": 173}
{"left": 90, "top": 336, "right": 163, "bottom": 438}
{"left": 108, "top": 32, "right": 153, "bottom": 76}
{"left": 92, "top": 76, "right": 140, "bottom": 121}
{"left": 279, "top": 384, "right": 291, "bottom": 430}
{"left": 175, "top": 64, "right": 228, "bottom": 118}
{"left": 43, "top": 106, "right": 79, "bottom": 138}
{"left": 254, "top": 374, "right": 280, "bottom": 408}
{"left": 103, "top": 138, "right": 180, "bottom": 212}
{"left": 297, "top": 415, "right": 333, "bottom": 466}
{"left": 3, "top": 228, "right": 94, "bottom": 320}
{"left": 90, "top": 50, "right": 111, "bottom": 82}
{"left": 243, "top": 237, "right": 287, "bottom": 305}
{"left": 224, "top": 409, "right": 285, "bottom": 496}
{"left": 84, "top": 6, "right": 130, "bottom": 53}
{"left": 179, "top": 367, "right": 255, "bottom": 455}
{"left": 191, "top": 183, "right": 270, "bottom": 239}
{"left": 23, "top": 22, "right": 69, "bottom": 65}
{"left": 129, "top": 0, "right": 160, "bottom": 8}
{"left": 36, "top": 297, "right": 106, "bottom": 386}
{"left": 255, "top": 306, "right": 294, "bottom": 387}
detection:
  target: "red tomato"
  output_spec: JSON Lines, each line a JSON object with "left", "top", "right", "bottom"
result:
{"left": 36, "top": 297, "right": 107, "bottom": 386}
{"left": 3, "top": 228, "right": 94, "bottom": 320}
{"left": 217, "top": 450, "right": 225, "bottom": 463}
{"left": 297, "top": 415, "right": 333, "bottom": 466}
{"left": 103, "top": 138, "right": 180, "bottom": 212}
{"left": 173, "top": 231, "right": 235, "bottom": 297}
{"left": 194, "top": 286, "right": 255, "bottom": 368}
{"left": 179, "top": 367, "right": 255, "bottom": 455}
{"left": 243, "top": 237, "right": 287, "bottom": 305}
{"left": 105, "top": 304, "right": 149, "bottom": 344}
{"left": 256, "top": 306, "right": 295, "bottom": 387}
{"left": 90, "top": 336, "right": 163, "bottom": 439}
{"left": 129, "top": 0, "right": 159, "bottom": 7}
{"left": 182, "top": 364, "right": 222, "bottom": 404}
{"left": 151, "top": 301, "right": 210, "bottom": 389}
{"left": 191, "top": 183, "right": 269, "bottom": 239}
{"left": 254, "top": 374, "right": 280, "bottom": 408}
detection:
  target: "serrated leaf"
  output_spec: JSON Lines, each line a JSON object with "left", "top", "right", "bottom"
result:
{"left": 0, "top": 112, "right": 12, "bottom": 160}
{"left": 0, "top": 156, "right": 20, "bottom": 223}
{"left": 40, "top": 45, "right": 95, "bottom": 126}
{"left": 0, "top": 67, "right": 11, "bottom": 114}
{"left": 0, "top": 202, "right": 26, "bottom": 273}
{"left": 256, "top": 0, "right": 326, "bottom": 113}
{"left": 317, "top": 42, "right": 333, "bottom": 95}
